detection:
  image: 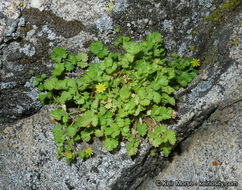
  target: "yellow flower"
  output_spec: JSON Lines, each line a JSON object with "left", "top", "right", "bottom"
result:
{"left": 191, "top": 58, "right": 200, "bottom": 67}
{"left": 96, "top": 83, "right": 106, "bottom": 93}
{"left": 109, "top": 2, "right": 114, "bottom": 7}
{"left": 85, "top": 148, "right": 93, "bottom": 156}
{"left": 107, "top": 8, "right": 112, "bottom": 13}
{"left": 66, "top": 152, "right": 72, "bottom": 159}
{"left": 234, "top": 41, "right": 239, "bottom": 46}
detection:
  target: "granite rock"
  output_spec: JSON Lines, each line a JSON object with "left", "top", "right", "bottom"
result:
{"left": 0, "top": 0, "right": 241, "bottom": 189}
{"left": 0, "top": 105, "right": 151, "bottom": 190}
{"left": 1, "top": 0, "right": 241, "bottom": 127}
{"left": 140, "top": 100, "right": 242, "bottom": 190}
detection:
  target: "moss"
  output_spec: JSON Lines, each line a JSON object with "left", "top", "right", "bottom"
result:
{"left": 221, "top": 0, "right": 241, "bottom": 10}
{"left": 204, "top": 47, "right": 219, "bottom": 64}
{"left": 0, "top": 132, "right": 5, "bottom": 136}
{"left": 205, "top": 15, "right": 212, "bottom": 21}
{"left": 213, "top": 17, "right": 221, "bottom": 22}
{"left": 204, "top": 0, "right": 240, "bottom": 26}
{"left": 201, "top": 0, "right": 241, "bottom": 42}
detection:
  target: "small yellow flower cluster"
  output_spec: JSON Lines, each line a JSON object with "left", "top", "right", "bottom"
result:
{"left": 191, "top": 58, "right": 200, "bottom": 67}
{"left": 96, "top": 83, "right": 106, "bottom": 93}
{"left": 107, "top": 1, "right": 114, "bottom": 13}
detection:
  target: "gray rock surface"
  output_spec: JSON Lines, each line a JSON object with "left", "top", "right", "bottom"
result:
{"left": 0, "top": 0, "right": 241, "bottom": 189}
{"left": 0, "top": 105, "right": 151, "bottom": 190}
{"left": 140, "top": 100, "right": 242, "bottom": 190}
{"left": 1, "top": 0, "right": 241, "bottom": 127}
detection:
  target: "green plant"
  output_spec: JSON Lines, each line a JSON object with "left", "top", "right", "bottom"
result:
{"left": 34, "top": 32, "right": 199, "bottom": 164}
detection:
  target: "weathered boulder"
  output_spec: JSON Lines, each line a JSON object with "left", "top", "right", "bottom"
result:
{"left": 140, "top": 100, "right": 242, "bottom": 190}
{"left": 1, "top": 0, "right": 241, "bottom": 128}
{"left": 0, "top": 0, "right": 241, "bottom": 189}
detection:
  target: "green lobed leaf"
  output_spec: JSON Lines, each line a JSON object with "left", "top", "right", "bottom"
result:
{"left": 153, "top": 92, "right": 162, "bottom": 104}
{"left": 77, "top": 61, "right": 88, "bottom": 68}
{"left": 147, "top": 32, "right": 163, "bottom": 50}
{"left": 58, "top": 91, "right": 72, "bottom": 104}
{"left": 52, "top": 124, "right": 64, "bottom": 142}
{"left": 92, "top": 115, "right": 99, "bottom": 127}
{"left": 64, "top": 61, "right": 75, "bottom": 71}
{"left": 90, "top": 41, "right": 109, "bottom": 59}
{"left": 105, "top": 123, "right": 120, "bottom": 138}
{"left": 124, "top": 53, "right": 134, "bottom": 63}
{"left": 124, "top": 100, "right": 136, "bottom": 113}
{"left": 99, "top": 106, "right": 107, "bottom": 115}
{"left": 79, "top": 150, "right": 88, "bottom": 159}
{"left": 164, "top": 130, "right": 176, "bottom": 145}
{"left": 62, "top": 113, "right": 69, "bottom": 123}
{"left": 39, "top": 93, "right": 46, "bottom": 105}
{"left": 75, "top": 96, "right": 85, "bottom": 105}
{"left": 162, "top": 146, "right": 172, "bottom": 157}
{"left": 50, "top": 47, "right": 67, "bottom": 63}
{"left": 95, "top": 129, "right": 104, "bottom": 137}
{"left": 120, "top": 126, "right": 130, "bottom": 137}
{"left": 66, "top": 125, "right": 77, "bottom": 137}
{"left": 81, "top": 128, "right": 94, "bottom": 142}
{"left": 162, "top": 86, "right": 174, "bottom": 94}
{"left": 52, "top": 63, "right": 65, "bottom": 77}
{"left": 148, "top": 133, "right": 163, "bottom": 147}
{"left": 119, "top": 86, "right": 131, "bottom": 100}
{"left": 156, "top": 74, "right": 169, "bottom": 87}
{"left": 137, "top": 88, "right": 146, "bottom": 100}
{"left": 50, "top": 108, "right": 64, "bottom": 121}
{"left": 137, "top": 123, "right": 147, "bottom": 137}
{"left": 55, "top": 79, "right": 67, "bottom": 90}
{"left": 44, "top": 77, "right": 58, "bottom": 90}
{"left": 140, "top": 99, "right": 150, "bottom": 106}
{"left": 167, "top": 68, "right": 175, "bottom": 79}
{"left": 104, "top": 137, "right": 119, "bottom": 151}
{"left": 123, "top": 41, "right": 142, "bottom": 55}
{"left": 41, "top": 74, "right": 46, "bottom": 80}
{"left": 76, "top": 53, "right": 88, "bottom": 62}
{"left": 126, "top": 136, "right": 140, "bottom": 155}
{"left": 74, "top": 135, "right": 81, "bottom": 141}
{"left": 161, "top": 93, "right": 175, "bottom": 106}
{"left": 104, "top": 57, "right": 113, "bottom": 67}
{"left": 33, "top": 78, "right": 40, "bottom": 86}
{"left": 79, "top": 110, "right": 95, "bottom": 127}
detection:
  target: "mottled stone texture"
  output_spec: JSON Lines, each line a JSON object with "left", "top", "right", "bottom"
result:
{"left": 0, "top": 0, "right": 241, "bottom": 189}
{"left": 1, "top": 0, "right": 241, "bottom": 128}
{"left": 0, "top": 105, "right": 151, "bottom": 190}
{"left": 140, "top": 100, "right": 242, "bottom": 190}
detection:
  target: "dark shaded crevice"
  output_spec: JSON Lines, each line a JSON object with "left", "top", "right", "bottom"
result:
{"left": 111, "top": 149, "right": 170, "bottom": 190}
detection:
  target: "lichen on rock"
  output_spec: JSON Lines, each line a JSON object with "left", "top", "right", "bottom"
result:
{"left": 0, "top": 0, "right": 241, "bottom": 189}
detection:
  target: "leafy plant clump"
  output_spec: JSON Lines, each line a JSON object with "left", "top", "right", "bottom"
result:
{"left": 34, "top": 32, "right": 199, "bottom": 164}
